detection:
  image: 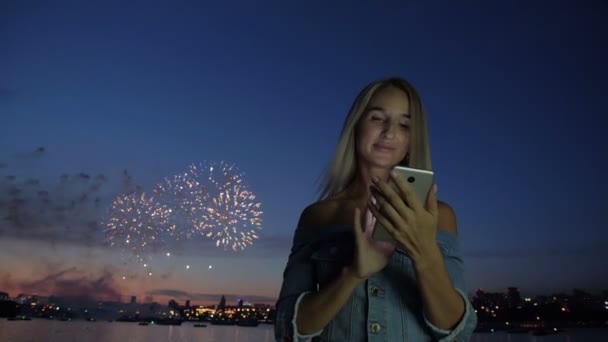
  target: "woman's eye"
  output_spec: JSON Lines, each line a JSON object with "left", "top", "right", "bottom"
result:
{"left": 371, "top": 116, "right": 385, "bottom": 122}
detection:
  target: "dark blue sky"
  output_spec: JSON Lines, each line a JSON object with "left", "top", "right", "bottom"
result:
{"left": 1, "top": 0, "right": 606, "bottom": 303}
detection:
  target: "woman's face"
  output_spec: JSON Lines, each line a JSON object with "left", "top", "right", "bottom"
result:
{"left": 355, "top": 86, "right": 411, "bottom": 170}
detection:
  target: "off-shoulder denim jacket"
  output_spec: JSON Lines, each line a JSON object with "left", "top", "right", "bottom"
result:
{"left": 274, "top": 224, "right": 477, "bottom": 341}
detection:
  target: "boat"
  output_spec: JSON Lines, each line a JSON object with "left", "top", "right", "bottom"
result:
{"left": 156, "top": 318, "right": 182, "bottom": 326}
{"left": 473, "top": 326, "right": 496, "bottom": 333}
{"left": 507, "top": 328, "right": 529, "bottom": 334}
{"left": 236, "top": 317, "right": 259, "bottom": 327}
{"left": 193, "top": 323, "right": 207, "bottom": 328}
{"left": 210, "top": 315, "right": 235, "bottom": 325}
{"left": 116, "top": 316, "right": 138, "bottom": 322}
{"left": 138, "top": 322, "right": 149, "bottom": 326}
{"left": 532, "top": 328, "right": 561, "bottom": 336}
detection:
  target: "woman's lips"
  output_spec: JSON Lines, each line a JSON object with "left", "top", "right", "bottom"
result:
{"left": 373, "top": 144, "right": 395, "bottom": 152}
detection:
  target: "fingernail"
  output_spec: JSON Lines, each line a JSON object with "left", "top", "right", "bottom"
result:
{"left": 372, "top": 176, "right": 379, "bottom": 183}
{"left": 433, "top": 184, "right": 438, "bottom": 194}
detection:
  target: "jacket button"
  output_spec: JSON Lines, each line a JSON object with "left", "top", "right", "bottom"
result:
{"left": 371, "top": 287, "right": 380, "bottom": 296}
{"left": 370, "top": 322, "right": 381, "bottom": 333}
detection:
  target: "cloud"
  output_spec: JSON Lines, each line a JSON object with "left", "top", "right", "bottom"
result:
{"left": 0, "top": 158, "right": 134, "bottom": 247}
{"left": 1, "top": 266, "right": 123, "bottom": 302}
{"left": 147, "top": 289, "right": 276, "bottom": 304}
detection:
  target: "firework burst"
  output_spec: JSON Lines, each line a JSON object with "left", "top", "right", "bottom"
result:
{"left": 103, "top": 191, "right": 173, "bottom": 262}
{"left": 189, "top": 161, "right": 263, "bottom": 251}
{"left": 103, "top": 161, "right": 263, "bottom": 262}
{"left": 152, "top": 171, "right": 207, "bottom": 240}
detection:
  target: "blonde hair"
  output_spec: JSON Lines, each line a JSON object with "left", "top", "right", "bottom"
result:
{"left": 317, "top": 77, "right": 433, "bottom": 200}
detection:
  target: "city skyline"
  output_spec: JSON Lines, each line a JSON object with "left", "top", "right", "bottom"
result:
{"left": 3, "top": 284, "right": 607, "bottom": 308}
{"left": 1, "top": 1, "right": 607, "bottom": 306}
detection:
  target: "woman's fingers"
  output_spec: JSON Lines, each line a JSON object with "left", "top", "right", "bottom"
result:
{"left": 352, "top": 208, "right": 365, "bottom": 246}
{"left": 371, "top": 195, "right": 409, "bottom": 232}
{"left": 426, "top": 184, "right": 439, "bottom": 217}
{"left": 367, "top": 200, "right": 398, "bottom": 237}
{"left": 373, "top": 177, "right": 414, "bottom": 218}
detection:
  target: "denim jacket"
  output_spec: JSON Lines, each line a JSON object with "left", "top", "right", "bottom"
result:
{"left": 274, "top": 224, "right": 477, "bottom": 341}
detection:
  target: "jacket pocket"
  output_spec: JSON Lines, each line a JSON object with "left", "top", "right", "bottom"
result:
{"left": 311, "top": 242, "right": 351, "bottom": 288}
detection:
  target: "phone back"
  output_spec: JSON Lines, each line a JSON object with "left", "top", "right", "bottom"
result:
{"left": 372, "top": 166, "right": 435, "bottom": 244}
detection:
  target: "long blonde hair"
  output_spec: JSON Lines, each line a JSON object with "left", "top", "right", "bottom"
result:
{"left": 317, "top": 77, "right": 433, "bottom": 200}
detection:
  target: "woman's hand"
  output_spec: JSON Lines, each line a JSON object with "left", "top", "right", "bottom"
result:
{"left": 368, "top": 171, "right": 439, "bottom": 263}
{"left": 346, "top": 206, "right": 396, "bottom": 280}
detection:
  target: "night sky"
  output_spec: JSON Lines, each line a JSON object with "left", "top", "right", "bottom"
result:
{"left": 1, "top": 1, "right": 606, "bottom": 306}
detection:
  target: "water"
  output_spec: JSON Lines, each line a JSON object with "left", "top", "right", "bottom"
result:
{"left": 0, "top": 320, "right": 274, "bottom": 342}
{"left": 470, "top": 330, "right": 608, "bottom": 342}
{"left": 1, "top": 320, "right": 607, "bottom": 342}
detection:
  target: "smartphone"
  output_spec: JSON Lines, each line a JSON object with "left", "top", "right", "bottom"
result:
{"left": 371, "top": 166, "right": 435, "bottom": 245}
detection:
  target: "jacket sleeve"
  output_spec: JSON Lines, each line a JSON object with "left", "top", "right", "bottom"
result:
{"left": 422, "top": 231, "right": 478, "bottom": 341}
{"left": 274, "top": 229, "right": 323, "bottom": 342}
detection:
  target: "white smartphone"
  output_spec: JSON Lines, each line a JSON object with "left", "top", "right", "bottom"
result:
{"left": 371, "top": 166, "right": 435, "bottom": 245}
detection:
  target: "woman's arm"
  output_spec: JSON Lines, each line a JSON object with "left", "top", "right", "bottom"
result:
{"left": 275, "top": 205, "right": 365, "bottom": 341}
{"left": 296, "top": 266, "right": 363, "bottom": 334}
{"left": 414, "top": 241, "right": 465, "bottom": 329}
{"left": 413, "top": 203, "right": 477, "bottom": 341}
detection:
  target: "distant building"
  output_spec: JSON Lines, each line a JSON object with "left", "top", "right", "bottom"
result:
{"left": 218, "top": 295, "right": 226, "bottom": 310}
{"left": 507, "top": 287, "right": 521, "bottom": 308}
{"left": 237, "top": 298, "right": 243, "bottom": 307}
{"left": 130, "top": 296, "right": 136, "bottom": 305}
{"left": 185, "top": 300, "right": 190, "bottom": 308}
{"left": 0, "top": 292, "right": 8, "bottom": 301}
{"left": 16, "top": 294, "right": 39, "bottom": 305}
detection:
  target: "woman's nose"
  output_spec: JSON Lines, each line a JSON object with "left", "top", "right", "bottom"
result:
{"left": 382, "top": 122, "right": 397, "bottom": 138}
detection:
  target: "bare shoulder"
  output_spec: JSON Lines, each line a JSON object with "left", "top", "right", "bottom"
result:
{"left": 297, "top": 197, "right": 348, "bottom": 229}
{"left": 437, "top": 200, "right": 458, "bottom": 234}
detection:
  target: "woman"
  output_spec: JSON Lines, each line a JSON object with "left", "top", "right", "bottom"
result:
{"left": 274, "top": 77, "right": 477, "bottom": 341}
